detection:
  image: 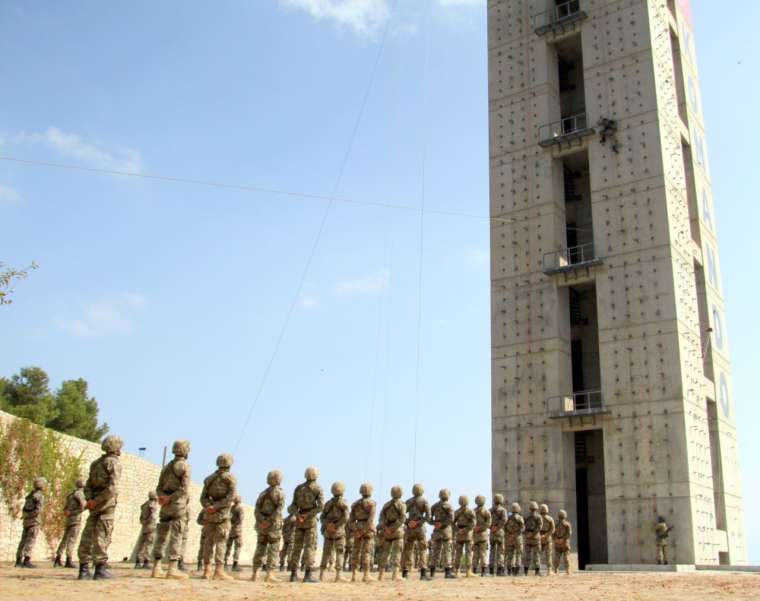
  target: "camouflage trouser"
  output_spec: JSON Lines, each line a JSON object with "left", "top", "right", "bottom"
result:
{"left": 489, "top": 533, "right": 504, "bottom": 568}
{"left": 202, "top": 520, "right": 230, "bottom": 566}
{"left": 153, "top": 517, "right": 186, "bottom": 561}
{"left": 280, "top": 539, "right": 293, "bottom": 567}
{"left": 524, "top": 543, "right": 541, "bottom": 569}
{"left": 540, "top": 537, "right": 553, "bottom": 571}
{"left": 78, "top": 509, "right": 115, "bottom": 565}
{"left": 657, "top": 543, "right": 668, "bottom": 564}
{"left": 351, "top": 534, "right": 374, "bottom": 571}
{"left": 431, "top": 538, "right": 452, "bottom": 569}
{"left": 453, "top": 541, "right": 472, "bottom": 572}
{"left": 401, "top": 528, "right": 428, "bottom": 570}
{"left": 379, "top": 536, "right": 403, "bottom": 571}
{"left": 505, "top": 539, "right": 523, "bottom": 570}
{"left": 320, "top": 536, "right": 345, "bottom": 570}
{"left": 57, "top": 523, "right": 82, "bottom": 560}
{"left": 553, "top": 544, "right": 570, "bottom": 573}
{"left": 180, "top": 511, "right": 190, "bottom": 560}
{"left": 253, "top": 532, "right": 281, "bottom": 570}
{"left": 197, "top": 531, "right": 206, "bottom": 564}
{"left": 472, "top": 541, "right": 488, "bottom": 571}
{"left": 289, "top": 525, "right": 317, "bottom": 570}
{"left": 343, "top": 537, "right": 353, "bottom": 569}
{"left": 225, "top": 530, "right": 243, "bottom": 563}
{"left": 135, "top": 530, "right": 155, "bottom": 562}
{"left": 16, "top": 524, "right": 39, "bottom": 560}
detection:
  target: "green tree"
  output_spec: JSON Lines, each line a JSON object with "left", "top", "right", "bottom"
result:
{"left": 1, "top": 367, "right": 58, "bottom": 425}
{"left": 48, "top": 378, "right": 109, "bottom": 442}
{"left": 0, "top": 261, "right": 38, "bottom": 305}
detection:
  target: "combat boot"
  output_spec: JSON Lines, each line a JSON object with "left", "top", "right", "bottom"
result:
{"left": 362, "top": 567, "right": 373, "bottom": 583}
{"left": 232, "top": 561, "right": 241, "bottom": 572}
{"left": 444, "top": 567, "right": 456, "bottom": 579}
{"left": 197, "top": 559, "right": 203, "bottom": 572}
{"left": 177, "top": 558, "right": 187, "bottom": 572}
{"left": 402, "top": 568, "right": 409, "bottom": 579}
{"left": 391, "top": 568, "right": 400, "bottom": 581}
{"left": 420, "top": 568, "right": 432, "bottom": 581}
{"left": 534, "top": 567, "right": 540, "bottom": 576}
{"left": 335, "top": 569, "right": 347, "bottom": 582}
{"left": 78, "top": 563, "right": 91, "bottom": 580}
{"left": 65, "top": 557, "right": 77, "bottom": 569}
{"left": 134, "top": 559, "right": 141, "bottom": 569}
{"left": 141, "top": 559, "right": 150, "bottom": 569}
{"left": 202, "top": 563, "right": 213, "bottom": 580}
{"left": 303, "top": 567, "right": 319, "bottom": 583}
{"left": 54, "top": 555, "right": 62, "bottom": 568}
{"left": 167, "top": 560, "right": 189, "bottom": 580}
{"left": 213, "top": 562, "right": 234, "bottom": 581}
{"left": 150, "top": 561, "right": 164, "bottom": 578}
{"left": 429, "top": 567, "right": 436, "bottom": 578}
{"left": 22, "top": 557, "right": 36, "bottom": 569}
{"left": 14, "top": 555, "right": 21, "bottom": 567}
{"left": 289, "top": 569, "right": 298, "bottom": 582}
{"left": 279, "top": 561, "right": 285, "bottom": 572}
{"left": 93, "top": 563, "right": 115, "bottom": 580}
{"left": 523, "top": 566, "right": 529, "bottom": 576}
{"left": 377, "top": 568, "right": 384, "bottom": 581}
{"left": 465, "top": 567, "right": 472, "bottom": 578}
{"left": 481, "top": 566, "right": 488, "bottom": 577}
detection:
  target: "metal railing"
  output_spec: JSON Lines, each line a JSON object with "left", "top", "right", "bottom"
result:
{"left": 538, "top": 112, "right": 590, "bottom": 145}
{"left": 534, "top": 0, "right": 585, "bottom": 33}
{"left": 543, "top": 242, "right": 599, "bottom": 273}
{"left": 546, "top": 389, "right": 605, "bottom": 418}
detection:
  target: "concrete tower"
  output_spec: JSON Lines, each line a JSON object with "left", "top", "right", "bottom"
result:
{"left": 488, "top": 0, "right": 745, "bottom": 566}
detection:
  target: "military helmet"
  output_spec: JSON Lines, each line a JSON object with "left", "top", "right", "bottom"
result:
{"left": 148, "top": 490, "right": 157, "bottom": 500}
{"left": 510, "top": 502, "right": 521, "bottom": 513}
{"left": 359, "top": 482, "right": 373, "bottom": 497}
{"left": 101, "top": 435, "right": 123, "bottom": 454}
{"left": 475, "top": 495, "right": 486, "bottom": 507}
{"left": 233, "top": 494, "right": 242, "bottom": 504}
{"left": 458, "top": 495, "right": 469, "bottom": 507}
{"left": 540, "top": 503, "right": 549, "bottom": 515}
{"left": 304, "top": 466, "right": 319, "bottom": 481}
{"left": 558, "top": 509, "right": 567, "bottom": 519}
{"left": 390, "top": 485, "right": 403, "bottom": 499}
{"left": 331, "top": 481, "right": 345, "bottom": 496}
{"left": 439, "top": 488, "right": 450, "bottom": 501}
{"left": 75, "top": 478, "right": 85, "bottom": 488}
{"left": 172, "top": 440, "right": 191, "bottom": 457}
{"left": 216, "top": 453, "right": 233, "bottom": 468}
{"left": 33, "top": 476, "right": 47, "bottom": 491}
{"left": 657, "top": 515, "right": 666, "bottom": 523}
{"left": 493, "top": 493, "right": 504, "bottom": 505}
{"left": 267, "top": 469, "right": 283, "bottom": 486}
{"left": 529, "top": 501, "right": 539, "bottom": 511}
{"left": 412, "top": 483, "right": 424, "bottom": 496}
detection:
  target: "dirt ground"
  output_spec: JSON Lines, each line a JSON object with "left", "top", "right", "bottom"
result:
{"left": 2, "top": 564, "right": 758, "bottom": 601}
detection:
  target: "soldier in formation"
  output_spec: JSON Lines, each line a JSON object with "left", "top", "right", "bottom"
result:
{"left": 401, "top": 483, "right": 431, "bottom": 580}
{"left": 225, "top": 495, "right": 244, "bottom": 572}
{"left": 15, "top": 476, "right": 47, "bottom": 569}
{"left": 472, "top": 495, "right": 491, "bottom": 577}
{"left": 523, "top": 501, "right": 543, "bottom": 575}
{"left": 452, "top": 495, "right": 475, "bottom": 577}
{"left": 430, "top": 488, "right": 455, "bottom": 578}
{"left": 134, "top": 491, "right": 158, "bottom": 569}
{"left": 288, "top": 466, "right": 324, "bottom": 583}
{"left": 552, "top": 509, "right": 572, "bottom": 574}
{"left": 348, "top": 482, "right": 376, "bottom": 582}
{"left": 539, "top": 504, "right": 555, "bottom": 575}
{"left": 54, "top": 478, "right": 85, "bottom": 569}
{"left": 252, "top": 470, "right": 284, "bottom": 582}
{"left": 199, "top": 453, "right": 237, "bottom": 581}
{"left": 504, "top": 502, "right": 524, "bottom": 576}
{"left": 377, "top": 485, "right": 406, "bottom": 581}
{"left": 319, "top": 481, "right": 349, "bottom": 581}
{"left": 488, "top": 493, "right": 507, "bottom": 575}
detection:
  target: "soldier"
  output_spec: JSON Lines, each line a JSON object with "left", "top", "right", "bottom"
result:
{"left": 377, "top": 485, "right": 406, "bottom": 581}
{"left": 15, "top": 476, "right": 47, "bottom": 568}
{"left": 452, "top": 495, "right": 475, "bottom": 577}
{"left": 134, "top": 491, "right": 158, "bottom": 569}
{"left": 523, "top": 501, "right": 543, "bottom": 576}
{"left": 288, "top": 466, "right": 324, "bottom": 583}
{"left": 430, "top": 488, "right": 455, "bottom": 579}
{"left": 552, "top": 509, "right": 572, "bottom": 574}
{"left": 199, "top": 453, "right": 237, "bottom": 581}
{"left": 539, "top": 504, "right": 555, "bottom": 576}
{"left": 252, "top": 470, "right": 285, "bottom": 582}
{"left": 655, "top": 516, "right": 674, "bottom": 565}
{"left": 488, "top": 494, "right": 507, "bottom": 576}
{"left": 504, "top": 502, "right": 524, "bottom": 576}
{"left": 348, "top": 482, "right": 376, "bottom": 583}
{"left": 472, "top": 495, "right": 491, "bottom": 577}
{"left": 319, "top": 481, "right": 350, "bottom": 582}
{"left": 151, "top": 439, "right": 191, "bottom": 580}
{"left": 195, "top": 508, "right": 206, "bottom": 571}
{"left": 178, "top": 507, "right": 190, "bottom": 571}
{"left": 280, "top": 509, "right": 296, "bottom": 571}
{"left": 401, "top": 483, "right": 432, "bottom": 580}
{"left": 225, "top": 495, "right": 244, "bottom": 572}
{"left": 54, "top": 478, "right": 85, "bottom": 569}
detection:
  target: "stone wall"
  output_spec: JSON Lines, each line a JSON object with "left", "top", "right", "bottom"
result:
{"left": 0, "top": 411, "right": 256, "bottom": 564}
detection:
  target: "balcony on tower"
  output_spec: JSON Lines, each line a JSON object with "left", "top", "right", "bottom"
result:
{"left": 544, "top": 242, "right": 602, "bottom": 275}
{"left": 546, "top": 390, "right": 608, "bottom": 420}
{"left": 533, "top": 0, "right": 588, "bottom": 37}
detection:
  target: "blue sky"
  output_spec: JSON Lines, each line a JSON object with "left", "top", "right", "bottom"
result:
{"left": 1, "top": 1, "right": 757, "bottom": 563}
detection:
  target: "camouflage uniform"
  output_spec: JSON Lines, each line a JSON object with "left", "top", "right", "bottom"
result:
{"left": 349, "top": 483, "right": 376, "bottom": 582}
{"left": 152, "top": 440, "right": 191, "bottom": 579}
{"left": 252, "top": 470, "right": 285, "bottom": 581}
{"left": 430, "top": 489, "right": 455, "bottom": 577}
{"left": 343, "top": 520, "right": 354, "bottom": 570}
{"left": 539, "top": 504, "right": 555, "bottom": 575}
{"left": 319, "top": 482, "right": 350, "bottom": 581}
{"left": 16, "top": 477, "right": 46, "bottom": 568}
{"left": 195, "top": 509, "right": 206, "bottom": 570}
{"left": 55, "top": 480, "right": 85, "bottom": 568}
{"left": 453, "top": 496, "right": 475, "bottom": 576}
{"left": 655, "top": 517, "right": 672, "bottom": 564}
{"left": 178, "top": 507, "right": 190, "bottom": 570}
{"left": 504, "top": 503, "right": 525, "bottom": 576}
{"left": 552, "top": 510, "right": 572, "bottom": 574}
{"left": 225, "top": 497, "right": 244, "bottom": 570}
{"left": 377, "top": 486, "right": 406, "bottom": 580}
{"left": 489, "top": 494, "right": 507, "bottom": 575}
{"left": 280, "top": 512, "right": 296, "bottom": 570}
{"left": 472, "top": 496, "right": 491, "bottom": 575}
{"left": 78, "top": 436, "right": 123, "bottom": 580}
{"left": 200, "top": 453, "right": 237, "bottom": 580}
{"left": 288, "top": 466, "right": 324, "bottom": 582}
{"left": 135, "top": 492, "right": 158, "bottom": 568}
{"left": 523, "top": 501, "right": 543, "bottom": 574}
{"left": 401, "top": 483, "right": 432, "bottom": 579}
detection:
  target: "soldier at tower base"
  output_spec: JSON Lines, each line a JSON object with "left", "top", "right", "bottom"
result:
{"left": 504, "top": 502, "right": 524, "bottom": 576}
{"left": 377, "top": 485, "right": 406, "bottom": 581}
{"left": 319, "top": 481, "right": 350, "bottom": 582}
{"left": 15, "top": 476, "right": 47, "bottom": 569}
{"left": 280, "top": 509, "right": 296, "bottom": 571}
{"left": 401, "top": 483, "right": 432, "bottom": 580}
{"left": 552, "top": 510, "right": 572, "bottom": 574}
{"left": 452, "top": 495, "right": 475, "bottom": 577}
{"left": 539, "top": 504, "right": 555, "bottom": 575}
{"left": 430, "top": 488, "right": 455, "bottom": 579}
{"left": 252, "top": 470, "right": 285, "bottom": 581}
{"left": 655, "top": 516, "right": 674, "bottom": 565}
{"left": 224, "top": 495, "right": 244, "bottom": 572}
{"left": 472, "top": 495, "right": 491, "bottom": 577}
{"left": 288, "top": 466, "right": 324, "bottom": 583}
{"left": 54, "top": 478, "right": 85, "bottom": 569}
{"left": 349, "top": 483, "right": 376, "bottom": 583}
{"left": 489, "top": 494, "right": 507, "bottom": 576}
{"left": 199, "top": 453, "right": 237, "bottom": 581}
{"left": 523, "top": 501, "right": 543, "bottom": 575}
{"left": 134, "top": 491, "right": 158, "bottom": 569}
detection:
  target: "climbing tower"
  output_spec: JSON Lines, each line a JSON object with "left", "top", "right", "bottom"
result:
{"left": 488, "top": 0, "right": 745, "bottom": 566}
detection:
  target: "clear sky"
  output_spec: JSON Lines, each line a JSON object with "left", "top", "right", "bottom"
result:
{"left": 1, "top": 0, "right": 757, "bottom": 564}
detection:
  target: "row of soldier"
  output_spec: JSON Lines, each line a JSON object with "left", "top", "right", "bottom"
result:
{"left": 14, "top": 437, "right": 573, "bottom": 581}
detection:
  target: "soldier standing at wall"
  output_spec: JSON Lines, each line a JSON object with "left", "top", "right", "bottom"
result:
{"left": 348, "top": 483, "right": 376, "bottom": 583}
{"left": 195, "top": 508, "right": 206, "bottom": 571}
{"left": 523, "top": 501, "right": 543, "bottom": 576}
{"left": 552, "top": 509, "right": 572, "bottom": 574}
{"left": 472, "top": 495, "right": 491, "bottom": 577}
{"left": 279, "top": 509, "right": 296, "bottom": 571}
{"left": 539, "top": 504, "right": 555, "bottom": 576}
{"left": 288, "top": 466, "right": 324, "bottom": 583}
{"left": 655, "top": 516, "right": 674, "bottom": 565}
{"left": 15, "top": 476, "right": 47, "bottom": 569}
{"left": 319, "top": 481, "right": 350, "bottom": 582}
{"left": 151, "top": 440, "right": 191, "bottom": 580}
{"left": 78, "top": 435, "right": 123, "bottom": 580}
{"left": 199, "top": 453, "right": 237, "bottom": 581}
{"left": 54, "top": 478, "right": 85, "bottom": 569}
{"left": 452, "top": 495, "right": 475, "bottom": 577}
{"left": 401, "top": 483, "right": 432, "bottom": 581}
{"left": 488, "top": 494, "right": 507, "bottom": 576}
{"left": 252, "top": 470, "right": 285, "bottom": 582}
{"left": 504, "top": 502, "right": 524, "bottom": 576}
{"left": 134, "top": 491, "right": 158, "bottom": 569}
{"left": 377, "top": 485, "right": 406, "bottom": 581}
{"left": 224, "top": 495, "right": 244, "bottom": 572}
{"left": 430, "top": 488, "right": 455, "bottom": 579}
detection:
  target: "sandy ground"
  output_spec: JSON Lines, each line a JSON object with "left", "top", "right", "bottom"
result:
{"left": 2, "top": 564, "right": 758, "bottom": 601}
